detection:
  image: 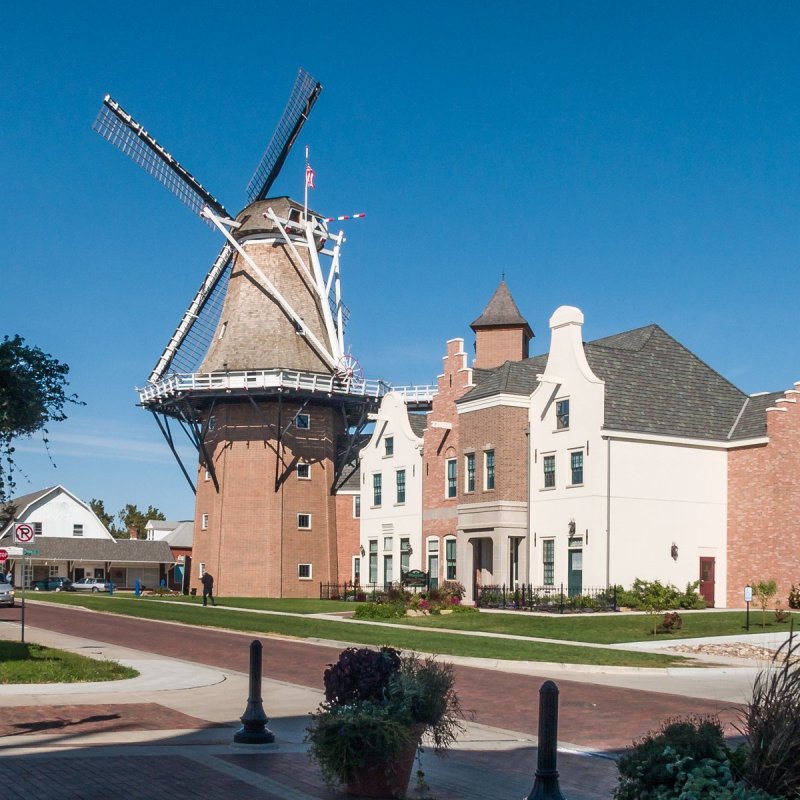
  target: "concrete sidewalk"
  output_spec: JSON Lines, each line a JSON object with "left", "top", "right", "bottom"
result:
{"left": 0, "top": 624, "right": 619, "bottom": 799}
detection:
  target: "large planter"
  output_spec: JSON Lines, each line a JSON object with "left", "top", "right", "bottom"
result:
{"left": 345, "top": 727, "right": 422, "bottom": 798}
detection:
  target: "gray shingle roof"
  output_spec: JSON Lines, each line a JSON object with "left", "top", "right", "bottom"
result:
{"left": 458, "top": 323, "right": 776, "bottom": 442}
{"left": 163, "top": 521, "right": 194, "bottom": 548}
{"left": 334, "top": 434, "right": 368, "bottom": 492}
{"left": 470, "top": 280, "right": 533, "bottom": 337}
{"left": 10, "top": 537, "right": 174, "bottom": 563}
{"left": 408, "top": 412, "right": 428, "bottom": 437}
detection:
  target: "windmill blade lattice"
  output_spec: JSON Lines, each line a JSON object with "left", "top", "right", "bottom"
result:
{"left": 93, "top": 96, "right": 229, "bottom": 226}
{"left": 245, "top": 69, "right": 322, "bottom": 202}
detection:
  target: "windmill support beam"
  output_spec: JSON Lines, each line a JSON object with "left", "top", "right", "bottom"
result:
{"left": 151, "top": 411, "right": 197, "bottom": 495}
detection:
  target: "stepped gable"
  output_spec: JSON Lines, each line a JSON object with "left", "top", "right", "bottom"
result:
{"left": 470, "top": 279, "right": 534, "bottom": 336}
{"left": 460, "top": 321, "right": 760, "bottom": 441}
{"left": 200, "top": 197, "right": 332, "bottom": 375}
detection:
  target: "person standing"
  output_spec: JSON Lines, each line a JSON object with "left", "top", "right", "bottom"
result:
{"left": 201, "top": 571, "right": 216, "bottom": 606}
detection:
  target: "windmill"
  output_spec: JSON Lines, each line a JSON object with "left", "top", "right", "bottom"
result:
{"left": 93, "top": 69, "right": 397, "bottom": 597}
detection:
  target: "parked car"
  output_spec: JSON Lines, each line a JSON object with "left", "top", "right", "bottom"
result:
{"left": 32, "top": 577, "right": 75, "bottom": 592}
{"left": 0, "top": 575, "right": 14, "bottom": 607}
{"left": 72, "top": 577, "right": 107, "bottom": 592}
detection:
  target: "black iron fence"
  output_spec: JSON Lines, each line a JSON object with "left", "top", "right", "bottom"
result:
{"left": 476, "top": 583, "right": 618, "bottom": 613}
{"left": 319, "top": 582, "right": 394, "bottom": 601}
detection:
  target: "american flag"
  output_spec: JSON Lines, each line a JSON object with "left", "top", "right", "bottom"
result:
{"left": 305, "top": 163, "right": 315, "bottom": 189}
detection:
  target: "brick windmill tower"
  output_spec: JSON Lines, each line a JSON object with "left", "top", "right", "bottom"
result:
{"left": 93, "top": 70, "right": 382, "bottom": 597}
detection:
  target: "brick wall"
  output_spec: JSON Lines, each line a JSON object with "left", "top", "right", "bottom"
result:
{"left": 727, "top": 388, "right": 800, "bottom": 608}
{"left": 473, "top": 327, "right": 529, "bottom": 370}
{"left": 335, "top": 493, "right": 359, "bottom": 583}
{"left": 458, "top": 405, "right": 529, "bottom": 503}
{"left": 422, "top": 339, "right": 472, "bottom": 581}
{"left": 191, "top": 398, "right": 343, "bottom": 598}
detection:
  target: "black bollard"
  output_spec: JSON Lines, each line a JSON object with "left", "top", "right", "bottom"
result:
{"left": 526, "top": 680, "right": 566, "bottom": 800}
{"left": 233, "top": 639, "right": 275, "bottom": 744}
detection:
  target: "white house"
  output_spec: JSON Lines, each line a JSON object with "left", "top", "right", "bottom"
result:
{"left": 359, "top": 392, "right": 427, "bottom": 586}
{"left": 0, "top": 485, "right": 174, "bottom": 589}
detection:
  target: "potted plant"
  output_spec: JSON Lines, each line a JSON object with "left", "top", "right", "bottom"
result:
{"left": 306, "top": 646, "right": 464, "bottom": 798}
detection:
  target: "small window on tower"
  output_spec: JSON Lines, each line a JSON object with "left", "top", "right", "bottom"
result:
{"left": 297, "top": 463, "right": 311, "bottom": 480}
{"left": 208, "top": 416, "right": 216, "bottom": 432}
{"left": 298, "top": 563, "right": 312, "bottom": 580}
{"left": 295, "top": 413, "right": 310, "bottom": 429}
{"left": 218, "top": 322, "right": 227, "bottom": 340}
{"left": 297, "top": 513, "right": 312, "bottom": 530}
{"left": 201, "top": 513, "right": 209, "bottom": 530}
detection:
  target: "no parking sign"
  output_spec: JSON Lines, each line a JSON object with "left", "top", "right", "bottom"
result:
{"left": 14, "top": 523, "right": 35, "bottom": 544}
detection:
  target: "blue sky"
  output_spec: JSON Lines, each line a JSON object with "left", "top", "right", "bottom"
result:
{"left": 3, "top": 2, "right": 799, "bottom": 520}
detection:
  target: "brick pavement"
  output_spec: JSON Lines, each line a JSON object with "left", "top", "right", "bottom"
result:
{"left": 0, "top": 602, "right": 755, "bottom": 799}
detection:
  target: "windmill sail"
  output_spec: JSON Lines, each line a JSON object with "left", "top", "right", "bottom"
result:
{"left": 93, "top": 96, "right": 229, "bottom": 225}
{"left": 245, "top": 69, "right": 322, "bottom": 202}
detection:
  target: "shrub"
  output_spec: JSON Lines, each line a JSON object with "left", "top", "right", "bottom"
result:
{"left": 678, "top": 580, "right": 706, "bottom": 609}
{"left": 659, "top": 611, "right": 683, "bottom": 633}
{"left": 323, "top": 646, "right": 401, "bottom": 706}
{"left": 450, "top": 604, "right": 479, "bottom": 614}
{"left": 752, "top": 580, "right": 778, "bottom": 628}
{"left": 737, "top": 632, "right": 800, "bottom": 798}
{"left": 615, "top": 715, "right": 735, "bottom": 799}
{"left": 788, "top": 585, "right": 800, "bottom": 610}
{"left": 353, "top": 602, "right": 406, "bottom": 620}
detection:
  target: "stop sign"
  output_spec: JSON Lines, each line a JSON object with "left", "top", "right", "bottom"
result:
{"left": 0, "top": 549, "right": 8, "bottom": 563}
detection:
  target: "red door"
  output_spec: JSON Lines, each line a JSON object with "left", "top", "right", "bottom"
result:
{"left": 699, "top": 557, "right": 716, "bottom": 608}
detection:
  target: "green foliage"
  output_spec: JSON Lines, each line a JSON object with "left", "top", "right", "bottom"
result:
{"left": 115, "top": 503, "right": 166, "bottom": 539}
{"left": 751, "top": 580, "right": 778, "bottom": 628}
{"left": 89, "top": 498, "right": 117, "bottom": 534}
{"left": 614, "top": 715, "right": 755, "bottom": 799}
{"left": 615, "top": 579, "right": 705, "bottom": 617}
{"left": 353, "top": 601, "right": 406, "bottom": 620}
{"left": 306, "top": 648, "right": 464, "bottom": 787}
{"left": 0, "top": 335, "right": 82, "bottom": 501}
{"left": 738, "top": 632, "right": 800, "bottom": 798}
{"left": 788, "top": 585, "right": 800, "bottom": 610}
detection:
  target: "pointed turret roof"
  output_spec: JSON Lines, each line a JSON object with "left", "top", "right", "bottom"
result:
{"left": 470, "top": 280, "right": 533, "bottom": 338}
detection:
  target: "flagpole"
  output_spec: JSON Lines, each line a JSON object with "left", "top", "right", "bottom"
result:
{"left": 304, "top": 145, "right": 309, "bottom": 222}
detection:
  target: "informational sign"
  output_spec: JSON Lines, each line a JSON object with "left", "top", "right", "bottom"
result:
{"left": 0, "top": 549, "right": 8, "bottom": 563}
{"left": 402, "top": 569, "right": 428, "bottom": 588}
{"left": 744, "top": 585, "right": 753, "bottom": 603}
{"left": 14, "top": 523, "right": 35, "bottom": 544}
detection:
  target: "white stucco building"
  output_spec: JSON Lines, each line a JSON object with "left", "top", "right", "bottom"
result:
{"left": 358, "top": 392, "right": 427, "bottom": 587}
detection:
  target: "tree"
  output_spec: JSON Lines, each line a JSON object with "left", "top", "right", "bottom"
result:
{"left": 0, "top": 335, "right": 82, "bottom": 501}
{"left": 116, "top": 503, "right": 166, "bottom": 539}
{"left": 752, "top": 579, "right": 778, "bottom": 629}
{"left": 89, "top": 498, "right": 117, "bottom": 535}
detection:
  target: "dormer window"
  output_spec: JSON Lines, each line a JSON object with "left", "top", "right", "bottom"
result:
{"left": 556, "top": 399, "right": 570, "bottom": 430}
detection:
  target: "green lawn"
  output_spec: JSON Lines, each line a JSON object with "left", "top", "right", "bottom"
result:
{"left": 142, "top": 594, "right": 354, "bottom": 614}
{"left": 392, "top": 608, "right": 800, "bottom": 643}
{"left": 30, "top": 594, "right": 690, "bottom": 668}
{"left": 0, "top": 640, "right": 138, "bottom": 684}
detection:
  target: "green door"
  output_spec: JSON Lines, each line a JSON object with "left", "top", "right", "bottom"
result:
{"left": 567, "top": 549, "right": 583, "bottom": 597}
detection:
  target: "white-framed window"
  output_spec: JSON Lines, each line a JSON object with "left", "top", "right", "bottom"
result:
{"left": 49, "top": 565, "right": 59, "bottom": 578}
{"left": 204, "top": 467, "right": 211, "bottom": 482}
{"left": 570, "top": 450, "right": 584, "bottom": 485}
{"left": 298, "top": 563, "right": 312, "bottom": 580}
{"left": 369, "top": 540, "right": 378, "bottom": 583}
{"left": 353, "top": 556, "right": 361, "bottom": 583}
{"left": 542, "top": 540, "right": 555, "bottom": 585}
{"left": 208, "top": 416, "right": 216, "bottom": 432}
{"left": 384, "top": 436, "right": 394, "bottom": 457}
{"left": 33, "top": 522, "right": 42, "bottom": 536}
{"left": 543, "top": 454, "right": 555, "bottom": 488}
{"left": 400, "top": 537, "right": 411, "bottom": 573}
{"left": 297, "top": 513, "right": 312, "bottom": 530}
{"left": 295, "top": 413, "right": 310, "bottom": 429}
{"left": 373, "top": 473, "right": 382, "bottom": 506}
{"left": 446, "top": 458, "right": 457, "bottom": 498}
{"left": 484, "top": 449, "right": 495, "bottom": 490}
{"left": 445, "top": 537, "right": 457, "bottom": 580}
{"left": 72, "top": 524, "right": 84, "bottom": 537}
{"left": 556, "top": 399, "right": 570, "bottom": 430}
{"left": 353, "top": 495, "right": 361, "bottom": 518}
{"left": 396, "top": 469, "right": 406, "bottom": 504}
{"left": 465, "top": 452, "right": 475, "bottom": 493}
{"left": 218, "top": 321, "right": 227, "bottom": 339}
{"left": 383, "top": 536, "right": 393, "bottom": 552}
{"left": 384, "top": 554, "right": 393, "bottom": 583}
{"left": 198, "top": 562, "right": 206, "bottom": 578}
{"left": 201, "top": 513, "right": 209, "bottom": 530}
{"left": 297, "top": 462, "right": 311, "bottom": 480}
